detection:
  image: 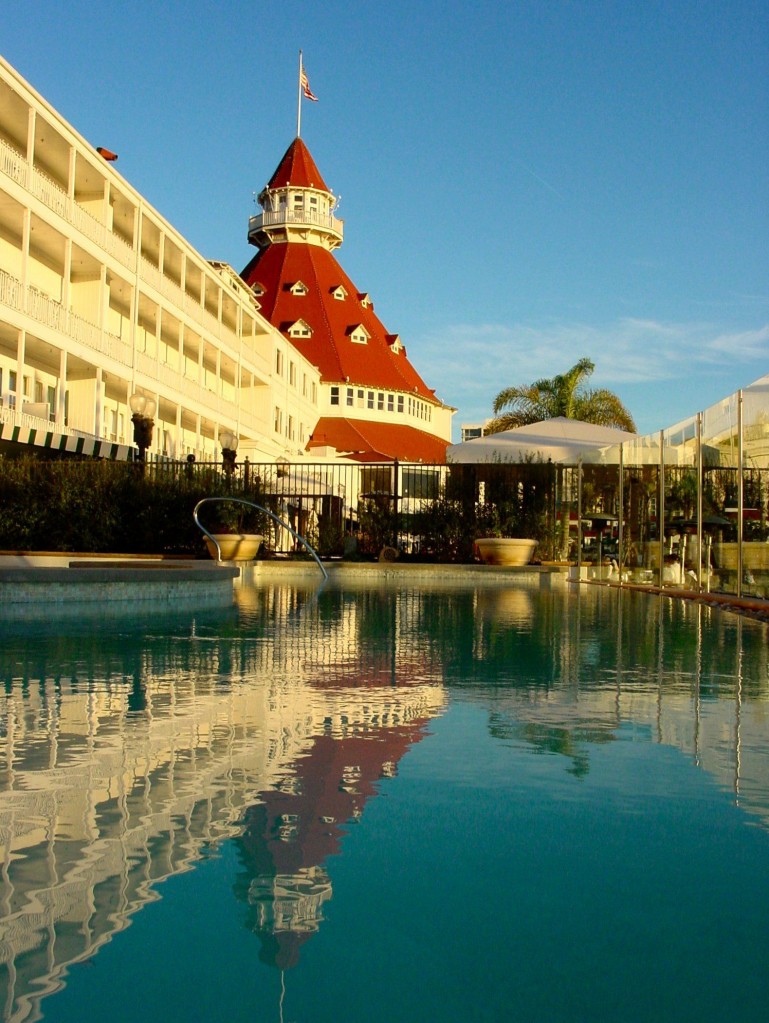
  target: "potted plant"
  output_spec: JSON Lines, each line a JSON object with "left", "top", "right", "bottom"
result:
{"left": 203, "top": 499, "right": 264, "bottom": 561}
{"left": 474, "top": 501, "right": 537, "bottom": 567}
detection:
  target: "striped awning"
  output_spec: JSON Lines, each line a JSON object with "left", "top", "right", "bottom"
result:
{"left": 0, "top": 414, "right": 132, "bottom": 460}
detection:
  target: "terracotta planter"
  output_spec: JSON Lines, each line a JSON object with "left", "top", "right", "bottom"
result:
{"left": 205, "top": 533, "right": 263, "bottom": 561}
{"left": 476, "top": 537, "right": 536, "bottom": 567}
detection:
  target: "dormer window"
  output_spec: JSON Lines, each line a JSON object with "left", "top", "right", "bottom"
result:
{"left": 358, "top": 293, "right": 373, "bottom": 309}
{"left": 251, "top": 282, "right": 265, "bottom": 297}
{"left": 287, "top": 319, "right": 313, "bottom": 339}
{"left": 348, "top": 324, "right": 370, "bottom": 345}
{"left": 386, "top": 333, "right": 403, "bottom": 353}
{"left": 289, "top": 281, "right": 309, "bottom": 296}
{"left": 331, "top": 285, "right": 348, "bottom": 301}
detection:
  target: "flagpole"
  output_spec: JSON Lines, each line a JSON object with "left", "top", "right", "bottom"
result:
{"left": 297, "top": 50, "right": 303, "bottom": 138}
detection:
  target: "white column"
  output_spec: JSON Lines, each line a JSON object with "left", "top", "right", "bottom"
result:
{"left": 67, "top": 144, "right": 76, "bottom": 199}
{"left": 26, "top": 107, "right": 35, "bottom": 167}
{"left": 62, "top": 238, "right": 72, "bottom": 310}
{"left": 20, "top": 208, "right": 30, "bottom": 291}
{"left": 175, "top": 403, "right": 182, "bottom": 458}
{"left": 94, "top": 367, "right": 104, "bottom": 437}
{"left": 99, "top": 265, "right": 108, "bottom": 331}
{"left": 57, "top": 349, "right": 68, "bottom": 427}
{"left": 16, "top": 331, "right": 26, "bottom": 412}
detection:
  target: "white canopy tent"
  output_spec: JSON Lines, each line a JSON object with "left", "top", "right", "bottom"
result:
{"left": 447, "top": 417, "right": 638, "bottom": 465}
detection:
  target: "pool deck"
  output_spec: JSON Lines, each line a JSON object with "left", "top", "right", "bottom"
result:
{"left": 0, "top": 552, "right": 767, "bottom": 623}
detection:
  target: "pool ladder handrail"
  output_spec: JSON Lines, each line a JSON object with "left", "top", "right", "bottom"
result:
{"left": 193, "top": 497, "right": 329, "bottom": 582}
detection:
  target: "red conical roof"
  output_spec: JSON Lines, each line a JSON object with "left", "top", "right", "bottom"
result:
{"left": 242, "top": 242, "right": 434, "bottom": 396}
{"left": 267, "top": 137, "right": 331, "bottom": 192}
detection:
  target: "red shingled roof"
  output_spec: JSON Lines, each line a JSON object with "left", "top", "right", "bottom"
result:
{"left": 241, "top": 242, "right": 435, "bottom": 397}
{"left": 308, "top": 417, "right": 449, "bottom": 463}
{"left": 266, "top": 137, "right": 330, "bottom": 191}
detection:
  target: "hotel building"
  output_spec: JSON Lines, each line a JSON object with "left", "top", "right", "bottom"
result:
{"left": 0, "top": 57, "right": 452, "bottom": 465}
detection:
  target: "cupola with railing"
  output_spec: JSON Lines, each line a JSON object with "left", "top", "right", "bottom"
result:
{"left": 248, "top": 137, "right": 343, "bottom": 251}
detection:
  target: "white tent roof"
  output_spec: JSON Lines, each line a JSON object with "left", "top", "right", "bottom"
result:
{"left": 447, "top": 417, "right": 638, "bottom": 465}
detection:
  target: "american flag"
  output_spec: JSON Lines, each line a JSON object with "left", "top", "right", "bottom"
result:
{"left": 300, "top": 65, "right": 318, "bottom": 102}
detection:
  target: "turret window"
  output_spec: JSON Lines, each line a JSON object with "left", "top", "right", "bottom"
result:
{"left": 289, "top": 281, "right": 309, "bottom": 296}
{"left": 346, "top": 388, "right": 354, "bottom": 407}
{"left": 377, "top": 392, "right": 384, "bottom": 410}
{"left": 330, "top": 386, "right": 340, "bottom": 405}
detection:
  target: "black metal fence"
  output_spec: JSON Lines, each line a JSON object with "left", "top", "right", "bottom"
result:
{"left": 162, "top": 457, "right": 568, "bottom": 562}
{"left": 1, "top": 454, "right": 767, "bottom": 593}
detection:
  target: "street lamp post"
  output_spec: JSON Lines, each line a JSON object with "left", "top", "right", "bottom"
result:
{"left": 220, "top": 428, "right": 238, "bottom": 477}
{"left": 129, "top": 393, "right": 156, "bottom": 463}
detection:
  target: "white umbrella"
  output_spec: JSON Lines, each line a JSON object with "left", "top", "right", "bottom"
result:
{"left": 447, "top": 417, "right": 638, "bottom": 465}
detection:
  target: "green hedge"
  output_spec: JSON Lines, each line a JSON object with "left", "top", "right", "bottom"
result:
{"left": 0, "top": 458, "right": 266, "bottom": 554}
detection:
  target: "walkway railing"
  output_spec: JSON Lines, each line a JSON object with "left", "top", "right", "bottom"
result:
{"left": 193, "top": 497, "right": 328, "bottom": 581}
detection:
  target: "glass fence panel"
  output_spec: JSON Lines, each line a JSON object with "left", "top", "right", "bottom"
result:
{"left": 741, "top": 374, "right": 769, "bottom": 597}
{"left": 622, "top": 462, "right": 661, "bottom": 586}
{"left": 659, "top": 415, "right": 699, "bottom": 590}
{"left": 701, "top": 392, "right": 740, "bottom": 595}
{"left": 580, "top": 463, "right": 621, "bottom": 579}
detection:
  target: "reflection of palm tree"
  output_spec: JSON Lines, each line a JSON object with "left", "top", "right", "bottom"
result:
{"left": 488, "top": 357, "right": 636, "bottom": 434}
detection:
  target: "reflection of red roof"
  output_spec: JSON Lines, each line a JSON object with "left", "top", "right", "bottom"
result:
{"left": 266, "top": 137, "right": 330, "bottom": 191}
{"left": 241, "top": 242, "right": 436, "bottom": 399}
{"left": 309, "top": 416, "right": 449, "bottom": 462}
{"left": 236, "top": 714, "right": 435, "bottom": 969}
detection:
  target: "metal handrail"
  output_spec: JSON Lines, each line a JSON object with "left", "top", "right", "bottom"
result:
{"left": 193, "top": 496, "right": 328, "bottom": 581}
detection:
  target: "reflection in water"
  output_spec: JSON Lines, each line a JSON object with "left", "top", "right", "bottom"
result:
{"left": 0, "top": 581, "right": 767, "bottom": 1021}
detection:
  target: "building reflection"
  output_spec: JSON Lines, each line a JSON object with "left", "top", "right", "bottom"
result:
{"left": 0, "top": 587, "right": 447, "bottom": 1022}
{"left": 1, "top": 580, "right": 768, "bottom": 1021}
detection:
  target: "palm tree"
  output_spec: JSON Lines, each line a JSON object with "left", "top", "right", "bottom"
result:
{"left": 487, "top": 357, "right": 636, "bottom": 434}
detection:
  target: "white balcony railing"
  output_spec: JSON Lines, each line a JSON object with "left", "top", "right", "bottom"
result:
{"left": 249, "top": 208, "right": 343, "bottom": 236}
{"left": 0, "top": 137, "right": 28, "bottom": 187}
{"left": 0, "top": 267, "right": 23, "bottom": 310}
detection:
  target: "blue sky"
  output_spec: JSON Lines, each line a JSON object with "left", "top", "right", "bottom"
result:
{"left": 4, "top": 0, "right": 768, "bottom": 437}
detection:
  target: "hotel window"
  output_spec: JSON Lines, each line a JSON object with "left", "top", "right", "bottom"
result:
{"left": 302, "top": 374, "right": 308, "bottom": 397}
{"left": 276, "top": 350, "right": 283, "bottom": 375}
{"left": 300, "top": 423, "right": 305, "bottom": 443}
{"left": 289, "top": 361, "right": 296, "bottom": 387}
{"left": 357, "top": 389, "right": 364, "bottom": 408}
{"left": 367, "top": 391, "right": 374, "bottom": 409}
{"left": 346, "top": 387, "right": 354, "bottom": 407}
{"left": 311, "top": 381, "right": 317, "bottom": 403}
{"left": 274, "top": 406, "right": 283, "bottom": 433}
{"left": 377, "top": 392, "right": 384, "bottom": 410}
{"left": 387, "top": 394, "right": 394, "bottom": 412}
{"left": 397, "top": 396, "right": 404, "bottom": 413}
{"left": 287, "top": 415, "right": 294, "bottom": 440}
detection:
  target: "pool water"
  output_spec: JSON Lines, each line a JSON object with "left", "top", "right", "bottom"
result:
{"left": 1, "top": 581, "right": 769, "bottom": 1023}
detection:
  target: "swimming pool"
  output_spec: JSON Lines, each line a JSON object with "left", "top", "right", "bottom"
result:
{"left": 1, "top": 580, "right": 768, "bottom": 1022}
